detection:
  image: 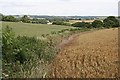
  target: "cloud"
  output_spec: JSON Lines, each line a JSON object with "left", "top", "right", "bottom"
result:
{"left": 0, "top": 0, "right": 119, "bottom": 16}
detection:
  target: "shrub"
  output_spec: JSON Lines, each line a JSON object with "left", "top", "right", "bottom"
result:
{"left": 92, "top": 20, "right": 103, "bottom": 28}
{"left": 52, "top": 21, "right": 71, "bottom": 26}
{"left": 103, "top": 16, "right": 119, "bottom": 28}
{"left": 32, "top": 19, "right": 48, "bottom": 24}
{"left": 2, "top": 26, "right": 57, "bottom": 78}
{"left": 72, "top": 22, "right": 91, "bottom": 28}
{"left": 2, "top": 16, "right": 17, "bottom": 22}
{"left": 51, "top": 31, "right": 56, "bottom": 34}
{"left": 72, "top": 22, "right": 81, "bottom": 27}
{"left": 52, "top": 21, "right": 64, "bottom": 25}
{"left": 2, "top": 26, "right": 16, "bottom": 63}
{"left": 21, "top": 15, "right": 31, "bottom": 23}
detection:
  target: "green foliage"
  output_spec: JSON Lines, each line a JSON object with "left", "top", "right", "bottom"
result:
{"left": 103, "top": 16, "right": 119, "bottom": 28}
{"left": 2, "top": 16, "right": 17, "bottom": 22}
{"left": 92, "top": 20, "right": 103, "bottom": 28}
{"left": 0, "top": 13, "right": 4, "bottom": 21}
{"left": 32, "top": 19, "right": 48, "bottom": 24}
{"left": 84, "top": 22, "right": 92, "bottom": 28}
{"left": 71, "top": 22, "right": 81, "bottom": 27}
{"left": 51, "top": 31, "right": 56, "bottom": 34}
{"left": 72, "top": 22, "right": 91, "bottom": 28}
{"left": 2, "top": 26, "right": 16, "bottom": 62}
{"left": 21, "top": 15, "right": 31, "bottom": 23}
{"left": 52, "top": 21, "right": 64, "bottom": 25}
{"left": 72, "top": 16, "right": 119, "bottom": 28}
{"left": 2, "top": 26, "right": 57, "bottom": 78}
{"left": 2, "top": 26, "right": 56, "bottom": 63}
{"left": 52, "top": 21, "right": 71, "bottom": 26}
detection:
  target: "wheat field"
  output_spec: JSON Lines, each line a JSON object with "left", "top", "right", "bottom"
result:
{"left": 48, "top": 28, "right": 119, "bottom": 78}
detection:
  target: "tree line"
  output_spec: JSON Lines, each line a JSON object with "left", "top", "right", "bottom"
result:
{"left": 0, "top": 14, "right": 48, "bottom": 24}
{"left": 0, "top": 13, "right": 119, "bottom": 28}
{"left": 0, "top": 13, "right": 69, "bottom": 24}
{"left": 72, "top": 16, "right": 119, "bottom": 28}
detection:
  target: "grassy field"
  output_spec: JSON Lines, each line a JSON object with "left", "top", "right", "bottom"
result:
{"left": 2, "top": 22, "right": 74, "bottom": 37}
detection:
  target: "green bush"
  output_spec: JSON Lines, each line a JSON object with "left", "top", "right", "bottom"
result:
{"left": 2, "top": 26, "right": 16, "bottom": 63}
{"left": 52, "top": 21, "right": 64, "bottom": 25}
{"left": 103, "top": 16, "right": 119, "bottom": 28}
{"left": 21, "top": 15, "right": 31, "bottom": 23}
{"left": 92, "top": 20, "right": 103, "bottom": 28}
{"left": 32, "top": 19, "right": 48, "bottom": 24}
{"left": 2, "top": 26, "right": 57, "bottom": 78}
{"left": 72, "top": 22, "right": 91, "bottom": 28}
{"left": 52, "top": 21, "right": 71, "bottom": 26}
{"left": 2, "top": 16, "right": 18, "bottom": 22}
{"left": 51, "top": 31, "right": 56, "bottom": 34}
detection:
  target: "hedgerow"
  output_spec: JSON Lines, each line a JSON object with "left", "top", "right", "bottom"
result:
{"left": 2, "top": 26, "right": 57, "bottom": 78}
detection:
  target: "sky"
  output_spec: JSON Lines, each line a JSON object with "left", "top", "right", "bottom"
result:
{"left": 0, "top": 0, "right": 119, "bottom": 16}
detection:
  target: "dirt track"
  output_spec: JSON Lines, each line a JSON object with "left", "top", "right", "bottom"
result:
{"left": 48, "top": 28, "right": 119, "bottom": 78}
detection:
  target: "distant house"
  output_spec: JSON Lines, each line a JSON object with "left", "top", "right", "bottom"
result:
{"left": 47, "top": 20, "right": 52, "bottom": 24}
{"left": 47, "top": 22, "right": 52, "bottom": 25}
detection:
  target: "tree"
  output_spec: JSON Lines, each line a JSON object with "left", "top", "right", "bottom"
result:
{"left": 72, "top": 22, "right": 85, "bottom": 27}
{"left": 103, "top": 16, "right": 119, "bottom": 28}
{"left": 32, "top": 19, "right": 48, "bottom": 24}
{"left": 84, "top": 22, "right": 92, "bottom": 28}
{"left": 72, "top": 22, "right": 91, "bottom": 28}
{"left": 92, "top": 20, "right": 103, "bottom": 28}
{"left": 21, "top": 15, "right": 30, "bottom": 23}
{"left": 0, "top": 13, "right": 4, "bottom": 21}
{"left": 3, "top": 16, "right": 17, "bottom": 22}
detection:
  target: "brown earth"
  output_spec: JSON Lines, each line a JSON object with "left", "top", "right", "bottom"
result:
{"left": 48, "top": 28, "right": 119, "bottom": 78}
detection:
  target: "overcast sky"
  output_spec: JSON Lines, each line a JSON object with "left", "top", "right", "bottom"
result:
{"left": 0, "top": 0, "right": 119, "bottom": 16}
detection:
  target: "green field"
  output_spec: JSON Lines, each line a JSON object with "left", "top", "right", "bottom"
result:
{"left": 2, "top": 22, "right": 74, "bottom": 37}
